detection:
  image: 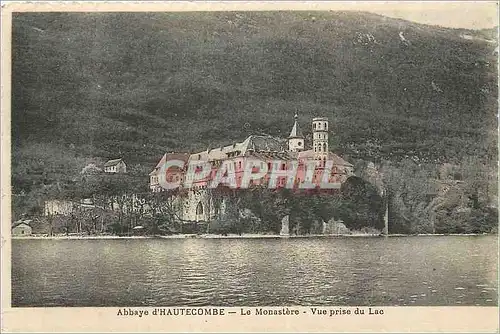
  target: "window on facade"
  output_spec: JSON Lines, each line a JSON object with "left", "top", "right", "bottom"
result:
{"left": 313, "top": 123, "right": 316, "bottom": 130}
{"left": 239, "top": 161, "right": 242, "bottom": 169}
{"left": 323, "top": 143, "right": 327, "bottom": 152}
{"left": 298, "top": 141, "right": 302, "bottom": 146}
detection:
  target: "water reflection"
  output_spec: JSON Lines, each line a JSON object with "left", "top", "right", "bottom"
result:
{"left": 11, "top": 236, "right": 498, "bottom": 307}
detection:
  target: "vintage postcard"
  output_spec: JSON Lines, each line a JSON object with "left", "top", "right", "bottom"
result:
{"left": 1, "top": 1, "right": 499, "bottom": 332}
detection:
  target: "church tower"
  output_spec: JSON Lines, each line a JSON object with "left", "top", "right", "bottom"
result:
{"left": 312, "top": 117, "right": 329, "bottom": 159}
{"left": 288, "top": 113, "right": 304, "bottom": 152}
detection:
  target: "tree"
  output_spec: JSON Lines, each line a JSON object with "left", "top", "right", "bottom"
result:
{"left": 340, "top": 176, "right": 384, "bottom": 231}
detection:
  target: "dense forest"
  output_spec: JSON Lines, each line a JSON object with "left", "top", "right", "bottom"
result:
{"left": 11, "top": 12, "right": 498, "bottom": 234}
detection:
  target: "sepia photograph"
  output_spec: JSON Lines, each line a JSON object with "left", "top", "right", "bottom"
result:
{"left": 2, "top": 1, "right": 499, "bottom": 331}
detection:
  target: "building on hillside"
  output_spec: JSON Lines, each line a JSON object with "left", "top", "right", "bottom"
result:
{"left": 12, "top": 221, "right": 33, "bottom": 236}
{"left": 149, "top": 115, "right": 354, "bottom": 222}
{"left": 44, "top": 199, "right": 75, "bottom": 216}
{"left": 43, "top": 198, "right": 100, "bottom": 216}
{"left": 149, "top": 153, "right": 190, "bottom": 192}
{"left": 104, "top": 158, "right": 127, "bottom": 173}
{"left": 178, "top": 114, "right": 353, "bottom": 190}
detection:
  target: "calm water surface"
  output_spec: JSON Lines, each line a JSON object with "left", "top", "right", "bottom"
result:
{"left": 11, "top": 236, "right": 498, "bottom": 307}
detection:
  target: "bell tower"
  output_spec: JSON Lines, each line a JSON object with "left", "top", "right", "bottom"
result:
{"left": 312, "top": 117, "right": 329, "bottom": 159}
{"left": 288, "top": 113, "right": 304, "bottom": 152}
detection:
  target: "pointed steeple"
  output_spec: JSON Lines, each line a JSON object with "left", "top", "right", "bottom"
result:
{"left": 288, "top": 113, "right": 304, "bottom": 139}
{"left": 288, "top": 113, "right": 305, "bottom": 152}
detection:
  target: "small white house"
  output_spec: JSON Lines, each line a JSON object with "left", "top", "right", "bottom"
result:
{"left": 12, "top": 221, "right": 33, "bottom": 236}
{"left": 104, "top": 158, "right": 127, "bottom": 173}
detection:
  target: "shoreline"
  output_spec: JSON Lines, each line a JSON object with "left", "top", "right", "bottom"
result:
{"left": 11, "top": 232, "right": 496, "bottom": 240}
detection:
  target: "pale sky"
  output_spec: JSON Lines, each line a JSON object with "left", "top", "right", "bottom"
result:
{"left": 364, "top": 2, "right": 499, "bottom": 30}
{"left": 257, "top": 1, "right": 499, "bottom": 30}
{"left": 5, "top": 1, "right": 500, "bottom": 30}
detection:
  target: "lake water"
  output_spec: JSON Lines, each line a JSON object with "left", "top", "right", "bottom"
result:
{"left": 11, "top": 235, "right": 498, "bottom": 307}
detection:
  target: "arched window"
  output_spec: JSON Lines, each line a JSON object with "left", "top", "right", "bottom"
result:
{"left": 196, "top": 202, "right": 204, "bottom": 215}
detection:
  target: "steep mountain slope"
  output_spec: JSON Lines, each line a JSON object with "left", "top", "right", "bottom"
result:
{"left": 11, "top": 11, "right": 498, "bottom": 192}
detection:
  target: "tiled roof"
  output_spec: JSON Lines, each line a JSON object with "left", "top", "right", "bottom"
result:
{"left": 12, "top": 220, "right": 32, "bottom": 228}
{"left": 189, "top": 135, "right": 288, "bottom": 163}
{"left": 104, "top": 158, "right": 124, "bottom": 167}
{"left": 186, "top": 135, "right": 352, "bottom": 167}
{"left": 150, "top": 153, "right": 190, "bottom": 175}
{"left": 242, "top": 135, "right": 288, "bottom": 153}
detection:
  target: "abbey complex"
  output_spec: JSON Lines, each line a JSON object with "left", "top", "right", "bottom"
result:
{"left": 148, "top": 115, "right": 355, "bottom": 223}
